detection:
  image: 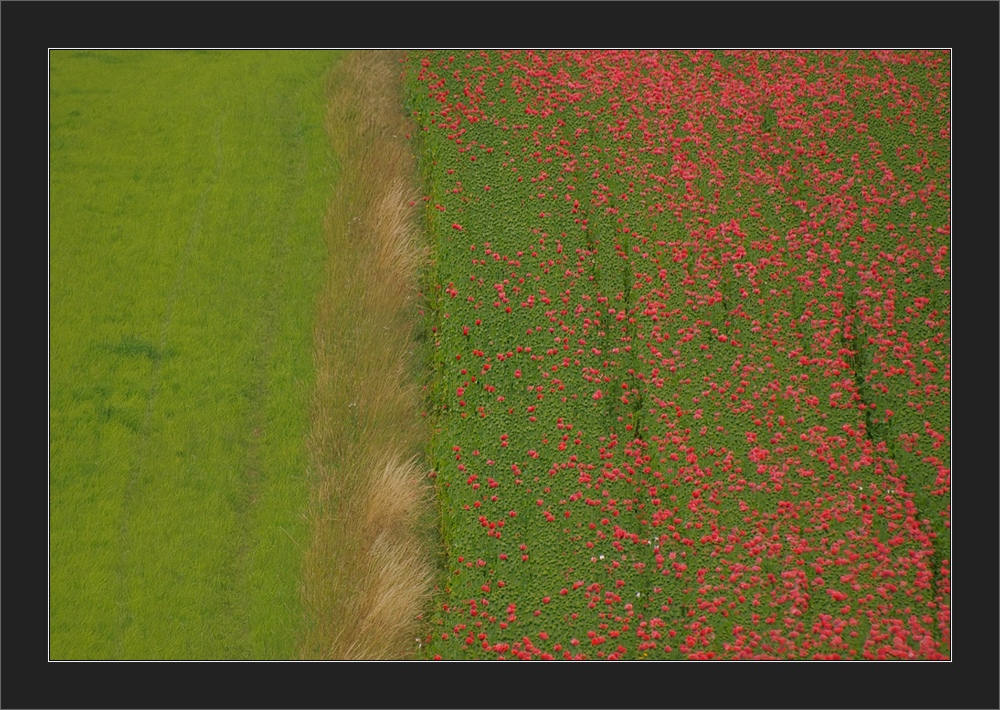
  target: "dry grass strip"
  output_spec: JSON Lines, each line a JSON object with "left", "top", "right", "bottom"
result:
{"left": 299, "top": 50, "right": 432, "bottom": 660}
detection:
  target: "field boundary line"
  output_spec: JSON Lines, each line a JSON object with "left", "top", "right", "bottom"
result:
{"left": 298, "top": 50, "right": 434, "bottom": 660}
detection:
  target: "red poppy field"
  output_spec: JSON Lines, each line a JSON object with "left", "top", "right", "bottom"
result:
{"left": 405, "top": 50, "right": 950, "bottom": 660}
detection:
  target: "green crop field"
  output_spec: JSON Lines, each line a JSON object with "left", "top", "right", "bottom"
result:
{"left": 49, "top": 50, "right": 341, "bottom": 659}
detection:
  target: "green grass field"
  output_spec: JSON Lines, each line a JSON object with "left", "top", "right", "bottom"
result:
{"left": 49, "top": 49, "right": 341, "bottom": 659}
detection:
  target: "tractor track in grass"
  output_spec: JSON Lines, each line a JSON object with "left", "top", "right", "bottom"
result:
{"left": 223, "top": 109, "right": 312, "bottom": 654}
{"left": 114, "top": 114, "right": 226, "bottom": 657}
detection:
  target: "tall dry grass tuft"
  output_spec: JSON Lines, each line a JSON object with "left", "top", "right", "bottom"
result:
{"left": 299, "top": 51, "right": 433, "bottom": 660}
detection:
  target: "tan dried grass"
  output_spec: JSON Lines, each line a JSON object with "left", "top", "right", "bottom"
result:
{"left": 299, "top": 51, "right": 432, "bottom": 660}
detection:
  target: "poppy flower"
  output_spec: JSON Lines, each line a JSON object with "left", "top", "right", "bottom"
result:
{"left": 407, "top": 47, "right": 949, "bottom": 660}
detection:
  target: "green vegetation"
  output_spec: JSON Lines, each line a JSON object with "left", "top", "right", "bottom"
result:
{"left": 49, "top": 49, "right": 341, "bottom": 659}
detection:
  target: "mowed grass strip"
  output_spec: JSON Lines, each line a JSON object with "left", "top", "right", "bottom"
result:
{"left": 49, "top": 50, "right": 340, "bottom": 659}
{"left": 298, "top": 50, "right": 434, "bottom": 660}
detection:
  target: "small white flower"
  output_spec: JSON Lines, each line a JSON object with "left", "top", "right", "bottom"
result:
{"left": 599, "top": 554, "right": 605, "bottom": 560}
{"left": 636, "top": 592, "right": 642, "bottom": 598}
